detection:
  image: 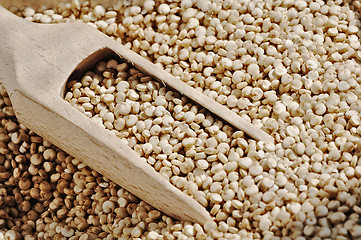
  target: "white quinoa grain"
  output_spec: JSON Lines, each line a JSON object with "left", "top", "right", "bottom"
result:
{"left": 94, "top": 5, "right": 106, "bottom": 18}
{"left": 249, "top": 164, "right": 263, "bottom": 176}
{"left": 315, "top": 205, "right": 328, "bottom": 217}
{"left": 239, "top": 157, "right": 253, "bottom": 169}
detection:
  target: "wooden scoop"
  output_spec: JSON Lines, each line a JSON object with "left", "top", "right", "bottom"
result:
{"left": 0, "top": 7, "right": 273, "bottom": 224}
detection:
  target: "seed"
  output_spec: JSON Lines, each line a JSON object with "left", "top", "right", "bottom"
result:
{"left": 315, "top": 205, "right": 328, "bottom": 217}
{"left": 222, "top": 189, "right": 235, "bottom": 201}
{"left": 61, "top": 226, "right": 75, "bottom": 237}
{"left": 196, "top": 160, "right": 209, "bottom": 170}
{"left": 158, "top": 3, "right": 170, "bottom": 15}
{"left": 261, "top": 177, "right": 274, "bottom": 189}
{"left": 19, "top": 178, "right": 32, "bottom": 190}
{"left": 259, "top": 215, "right": 272, "bottom": 231}
{"left": 209, "top": 193, "right": 222, "bottom": 204}
{"left": 337, "top": 81, "right": 350, "bottom": 92}
{"left": 39, "top": 181, "right": 52, "bottom": 192}
{"left": 102, "top": 93, "right": 114, "bottom": 103}
{"left": 351, "top": 225, "right": 361, "bottom": 238}
{"left": 239, "top": 157, "right": 253, "bottom": 169}
{"left": 102, "top": 200, "right": 115, "bottom": 213}
{"left": 249, "top": 164, "right": 263, "bottom": 176}
{"left": 40, "top": 14, "right": 52, "bottom": 23}
{"left": 30, "top": 153, "right": 43, "bottom": 165}
{"left": 124, "top": 115, "right": 138, "bottom": 127}
{"left": 182, "top": 137, "right": 196, "bottom": 148}
{"left": 29, "top": 188, "right": 40, "bottom": 199}
{"left": 274, "top": 65, "right": 287, "bottom": 77}
{"left": 183, "top": 225, "right": 195, "bottom": 237}
{"left": 285, "top": 126, "right": 299, "bottom": 137}
{"left": 247, "top": 64, "right": 260, "bottom": 77}
{"left": 244, "top": 185, "right": 258, "bottom": 196}
{"left": 148, "top": 231, "right": 159, "bottom": 240}
{"left": 93, "top": 5, "right": 106, "bottom": 18}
